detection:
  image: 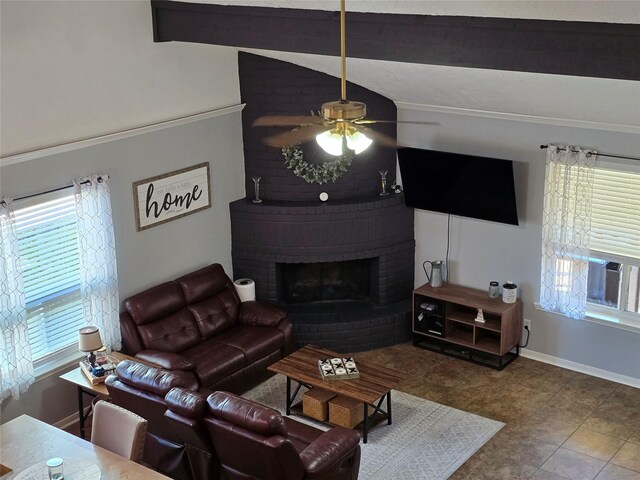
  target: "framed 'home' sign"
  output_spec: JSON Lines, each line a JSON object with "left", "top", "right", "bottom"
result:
{"left": 133, "top": 162, "right": 211, "bottom": 231}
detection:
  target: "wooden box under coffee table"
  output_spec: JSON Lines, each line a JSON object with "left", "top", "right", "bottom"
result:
{"left": 267, "top": 344, "right": 406, "bottom": 443}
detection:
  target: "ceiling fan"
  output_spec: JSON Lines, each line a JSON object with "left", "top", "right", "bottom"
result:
{"left": 253, "top": 0, "right": 437, "bottom": 156}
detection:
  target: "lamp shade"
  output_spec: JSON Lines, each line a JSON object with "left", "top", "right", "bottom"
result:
{"left": 78, "top": 326, "right": 103, "bottom": 352}
{"left": 345, "top": 130, "right": 373, "bottom": 154}
{"left": 315, "top": 130, "right": 344, "bottom": 156}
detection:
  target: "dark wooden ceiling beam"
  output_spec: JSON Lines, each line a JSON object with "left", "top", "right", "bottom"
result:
{"left": 151, "top": 0, "right": 640, "bottom": 81}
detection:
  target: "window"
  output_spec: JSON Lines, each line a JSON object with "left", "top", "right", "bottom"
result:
{"left": 540, "top": 154, "right": 640, "bottom": 326}
{"left": 14, "top": 189, "right": 86, "bottom": 363}
{"left": 585, "top": 165, "right": 640, "bottom": 320}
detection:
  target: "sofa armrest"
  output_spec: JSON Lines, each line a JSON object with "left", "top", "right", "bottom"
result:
{"left": 238, "top": 301, "right": 287, "bottom": 327}
{"left": 135, "top": 349, "right": 195, "bottom": 371}
{"left": 299, "top": 427, "right": 361, "bottom": 479}
{"left": 120, "top": 311, "right": 145, "bottom": 355}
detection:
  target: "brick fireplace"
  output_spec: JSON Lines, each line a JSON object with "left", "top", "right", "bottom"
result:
{"left": 230, "top": 53, "right": 414, "bottom": 352}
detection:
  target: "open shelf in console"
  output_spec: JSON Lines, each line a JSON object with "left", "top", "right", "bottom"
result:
{"left": 412, "top": 283, "right": 523, "bottom": 370}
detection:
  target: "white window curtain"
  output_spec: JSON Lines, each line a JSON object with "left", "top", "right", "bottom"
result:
{"left": 74, "top": 175, "right": 121, "bottom": 352}
{"left": 0, "top": 198, "right": 35, "bottom": 400}
{"left": 540, "top": 145, "right": 596, "bottom": 319}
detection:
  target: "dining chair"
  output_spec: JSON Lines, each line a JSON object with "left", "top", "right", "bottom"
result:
{"left": 91, "top": 400, "right": 148, "bottom": 462}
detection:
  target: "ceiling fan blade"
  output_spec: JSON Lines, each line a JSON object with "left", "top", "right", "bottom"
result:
{"left": 354, "top": 125, "right": 397, "bottom": 148}
{"left": 354, "top": 119, "right": 440, "bottom": 126}
{"left": 253, "top": 115, "right": 326, "bottom": 127}
{"left": 263, "top": 124, "right": 329, "bottom": 148}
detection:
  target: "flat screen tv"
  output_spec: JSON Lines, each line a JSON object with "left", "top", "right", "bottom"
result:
{"left": 397, "top": 147, "right": 519, "bottom": 225}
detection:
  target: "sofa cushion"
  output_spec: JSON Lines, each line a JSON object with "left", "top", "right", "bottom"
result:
{"left": 177, "top": 264, "right": 238, "bottom": 305}
{"left": 125, "top": 282, "right": 185, "bottom": 326}
{"left": 188, "top": 289, "right": 239, "bottom": 340}
{"left": 182, "top": 341, "right": 247, "bottom": 387}
{"left": 137, "top": 309, "right": 201, "bottom": 353}
{"left": 210, "top": 325, "right": 285, "bottom": 364}
{"left": 207, "top": 391, "right": 288, "bottom": 437}
{"left": 283, "top": 417, "right": 323, "bottom": 453}
{"left": 238, "top": 301, "right": 287, "bottom": 327}
{"left": 113, "top": 360, "right": 199, "bottom": 396}
{"left": 134, "top": 350, "right": 195, "bottom": 371}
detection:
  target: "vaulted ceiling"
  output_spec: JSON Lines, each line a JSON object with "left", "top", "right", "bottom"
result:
{"left": 156, "top": 0, "right": 640, "bottom": 128}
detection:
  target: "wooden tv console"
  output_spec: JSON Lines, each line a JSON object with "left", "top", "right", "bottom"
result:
{"left": 412, "top": 282, "right": 523, "bottom": 370}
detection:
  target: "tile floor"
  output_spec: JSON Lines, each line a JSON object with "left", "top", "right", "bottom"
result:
{"left": 67, "top": 342, "right": 640, "bottom": 479}
{"left": 356, "top": 342, "right": 640, "bottom": 480}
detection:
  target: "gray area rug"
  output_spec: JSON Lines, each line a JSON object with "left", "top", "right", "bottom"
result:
{"left": 244, "top": 374, "right": 504, "bottom": 480}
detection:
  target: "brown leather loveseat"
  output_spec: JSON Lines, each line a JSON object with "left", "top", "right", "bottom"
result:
{"left": 119, "top": 263, "right": 293, "bottom": 394}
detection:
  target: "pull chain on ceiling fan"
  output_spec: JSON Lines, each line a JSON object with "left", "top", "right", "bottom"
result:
{"left": 253, "top": 0, "right": 438, "bottom": 155}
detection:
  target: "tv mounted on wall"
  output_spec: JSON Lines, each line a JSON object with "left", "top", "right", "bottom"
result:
{"left": 397, "top": 147, "right": 519, "bottom": 226}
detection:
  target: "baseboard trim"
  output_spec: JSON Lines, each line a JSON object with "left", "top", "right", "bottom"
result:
{"left": 54, "top": 406, "right": 90, "bottom": 430}
{"left": 521, "top": 348, "right": 640, "bottom": 388}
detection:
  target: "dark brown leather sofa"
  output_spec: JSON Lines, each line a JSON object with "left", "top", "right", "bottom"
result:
{"left": 165, "top": 389, "right": 362, "bottom": 480}
{"left": 119, "top": 263, "right": 293, "bottom": 394}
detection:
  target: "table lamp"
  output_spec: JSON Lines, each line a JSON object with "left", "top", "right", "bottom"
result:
{"left": 79, "top": 326, "right": 103, "bottom": 368}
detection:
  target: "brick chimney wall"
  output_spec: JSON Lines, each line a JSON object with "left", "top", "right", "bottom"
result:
{"left": 239, "top": 52, "right": 398, "bottom": 202}
{"left": 232, "top": 52, "right": 414, "bottom": 352}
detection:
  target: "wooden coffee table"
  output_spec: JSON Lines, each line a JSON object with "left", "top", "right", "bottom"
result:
{"left": 267, "top": 345, "right": 406, "bottom": 443}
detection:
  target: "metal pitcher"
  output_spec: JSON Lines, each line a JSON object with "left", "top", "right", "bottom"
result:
{"left": 424, "top": 260, "right": 444, "bottom": 288}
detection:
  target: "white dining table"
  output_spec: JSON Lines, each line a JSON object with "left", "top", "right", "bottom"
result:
{"left": 0, "top": 415, "right": 170, "bottom": 479}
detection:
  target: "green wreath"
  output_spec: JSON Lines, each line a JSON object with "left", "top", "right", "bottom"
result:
{"left": 282, "top": 144, "right": 354, "bottom": 184}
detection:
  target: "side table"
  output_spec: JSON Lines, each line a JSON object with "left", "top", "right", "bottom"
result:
{"left": 59, "top": 351, "right": 133, "bottom": 439}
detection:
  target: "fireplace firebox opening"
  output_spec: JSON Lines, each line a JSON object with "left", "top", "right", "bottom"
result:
{"left": 278, "top": 259, "right": 375, "bottom": 305}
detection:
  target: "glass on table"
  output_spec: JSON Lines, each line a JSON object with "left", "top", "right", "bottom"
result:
{"left": 47, "top": 457, "right": 64, "bottom": 479}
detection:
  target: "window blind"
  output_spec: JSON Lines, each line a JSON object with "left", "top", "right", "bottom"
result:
{"left": 589, "top": 168, "right": 640, "bottom": 260}
{"left": 14, "top": 194, "right": 85, "bottom": 360}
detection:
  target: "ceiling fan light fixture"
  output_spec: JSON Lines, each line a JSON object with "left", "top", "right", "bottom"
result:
{"left": 315, "top": 129, "right": 345, "bottom": 156}
{"left": 345, "top": 129, "right": 373, "bottom": 154}
{"left": 316, "top": 125, "right": 372, "bottom": 156}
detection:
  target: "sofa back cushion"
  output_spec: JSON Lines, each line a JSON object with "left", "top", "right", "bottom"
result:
{"left": 177, "top": 264, "right": 240, "bottom": 339}
{"left": 207, "top": 391, "right": 287, "bottom": 437}
{"left": 125, "top": 282, "right": 200, "bottom": 353}
{"left": 113, "top": 360, "right": 199, "bottom": 395}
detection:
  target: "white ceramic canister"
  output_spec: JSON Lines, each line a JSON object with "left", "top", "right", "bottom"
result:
{"left": 502, "top": 281, "right": 518, "bottom": 303}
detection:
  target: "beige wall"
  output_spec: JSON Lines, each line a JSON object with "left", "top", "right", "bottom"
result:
{"left": 0, "top": 0, "right": 240, "bottom": 157}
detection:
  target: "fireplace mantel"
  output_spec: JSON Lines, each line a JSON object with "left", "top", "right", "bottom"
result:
{"left": 230, "top": 194, "right": 414, "bottom": 289}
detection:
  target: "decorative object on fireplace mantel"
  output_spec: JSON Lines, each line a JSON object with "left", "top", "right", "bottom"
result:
{"left": 282, "top": 143, "right": 354, "bottom": 184}
{"left": 379, "top": 170, "right": 389, "bottom": 196}
{"left": 251, "top": 176, "right": 262, "bottom": 203}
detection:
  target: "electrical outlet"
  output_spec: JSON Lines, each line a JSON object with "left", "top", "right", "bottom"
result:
{"left": 523, "top": 319, "right": 531, "bottom": 331}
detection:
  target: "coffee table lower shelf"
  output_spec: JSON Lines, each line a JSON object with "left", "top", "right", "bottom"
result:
{"left": 289, "top": 400, "right": 390, "bottom": 438}
{"left": 285, "top": 378, "right": 391, "bottom": 444}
